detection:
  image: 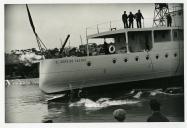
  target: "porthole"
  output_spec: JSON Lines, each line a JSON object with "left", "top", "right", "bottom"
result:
{"left": 146, "top": 55, "right": 149, "bottom": 60}
{"left": 87, "top": 61, "right": 91, "bottom": 66}
{"left": 165, "top": 53, "right": 169, "bottom": 58}
{"left": 174, "top": 53, "right": 177, "bottom": 57}
{"left": 135, "top": 56, "right": 139, "bottom": 61}
{"left": 112, "top": 59, "right": 116, "bottom": 64}
{"left": 124, "top": 58, "right": 128, "bottom": 62}
{"left": 156, "top": 54, "right": 159, "bottom": 59}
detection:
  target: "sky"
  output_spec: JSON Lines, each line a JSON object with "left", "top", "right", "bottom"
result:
{"left": 5, "top": 3, "right": 164, "bottom": 52}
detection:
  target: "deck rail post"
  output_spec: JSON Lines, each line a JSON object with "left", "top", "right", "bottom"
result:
{"left": 152, "top": 30, "right": 154, "bottom": 45}
{"left": 109, "top": 21, "right": 112, "bottom": 31}
{"left": 97, "top": 24, "right": 99, "bottom": 34}
{"left": 86, "top": 28, "right": 89, "bottom": 56}
{"left": 170, "top": 29, "right": 173, "bottom": 41}
{"left": 125, "top": 32, "right": 129, "bottom": 53}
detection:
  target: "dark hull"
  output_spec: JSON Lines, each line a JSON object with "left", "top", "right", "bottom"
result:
{"left": 48, "top": 75, "right": 184, "bottom": 95}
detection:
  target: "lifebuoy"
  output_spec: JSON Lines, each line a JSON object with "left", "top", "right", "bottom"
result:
{"left": 108, "top": 45, "right": 115, "bottom": 54}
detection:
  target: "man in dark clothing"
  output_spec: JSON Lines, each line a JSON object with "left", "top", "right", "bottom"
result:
{"left": 103, "top": 41, "right": 109, "bottom": 54}
{"left": 166, "top": 14, "right": 172, "bottom": 27}
{"left": 147, "top": 99, "right": 169, "bottom": 122}
{"left": 128, "top": 12, "right": 135, "bottom": 28}
{"left": 122, "top": 11, "right": 128, "bottom": 28}
{"left": 135, "top": 10, "right": 144, "bottom": 28}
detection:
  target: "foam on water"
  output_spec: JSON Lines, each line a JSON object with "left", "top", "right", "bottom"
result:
{"left": 148, "top": 88, "right": 183, "bottom": 96}
{"left": 159, "top": 92, "right": 183, "bottom": 96}
{"left": 69, "top": 98, "right": 140, "bottom": 110}
{"left": 46, "top": 94, "right": 66, "bottom": 102}
{"left": 133, "top": 91, "right": 143, "bottom": 99}
{"left": 129, "top": 89, "right": 135, "bottom": 94}
{"left": 149, "top": 89, "right": 163, "bottom": 96}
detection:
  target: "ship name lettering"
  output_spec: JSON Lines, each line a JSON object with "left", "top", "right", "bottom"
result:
{"left": 56, "top": 58, "right": 86, "bottom": 64}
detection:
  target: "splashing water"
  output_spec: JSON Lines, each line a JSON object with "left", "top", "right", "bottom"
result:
{"left": 148, "top": 88, "right": 183, "bottom": 96}
{"left": 129, "top": 89, "right": 135, "bottom": 94}
{"left": 149, "top": 89, "right": 163, "bottom": 96}
{"left": 133, "top": 91, "right": 143, "bottom": 99}
{"left": 69, "top": 98, "right": 140, "bottom": 110}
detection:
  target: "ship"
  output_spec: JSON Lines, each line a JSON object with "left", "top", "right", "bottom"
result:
{"left": 26, "top": 4, "right": 184, "bottom": 94}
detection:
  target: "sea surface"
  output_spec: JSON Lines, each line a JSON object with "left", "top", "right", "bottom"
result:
{"left": 5, "top": 78, "right": 184, "bottom": 123}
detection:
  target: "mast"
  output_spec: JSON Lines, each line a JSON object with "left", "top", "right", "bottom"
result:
{"left": 26, "top": 4, "right": 47, "bottom": 56}
{"left": 61, "top": 34, "right": 70, "bottom": 51}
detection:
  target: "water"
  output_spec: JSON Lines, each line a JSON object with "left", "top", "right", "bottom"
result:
{"left": 5, "top": 79, "right": 184, "bottom": 123}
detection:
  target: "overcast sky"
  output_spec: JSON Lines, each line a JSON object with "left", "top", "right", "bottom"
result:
{"left": 4, "top": 3, "right": 170, "bottom": 52}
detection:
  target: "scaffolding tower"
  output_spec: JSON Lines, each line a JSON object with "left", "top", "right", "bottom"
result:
{"left": 153, "top": 3, "right": 169, "bottom": 27}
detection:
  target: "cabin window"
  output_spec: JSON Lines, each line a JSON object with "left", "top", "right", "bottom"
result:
{"left": 178, "top": 11, "right": 182, "bottom": 16}
{"left": 128, "top": 31, "right": 152, "bottom": 53}
{"left": 173, "top": 29, "right": 183, "bottom": 41}
{"left": 174, "top": 31, "right": 178, "bottom": 39}
{"left": 114, "top": 34, "right": 127, "bottom": 52}
{"left": 154, "top": 30, "right": 171, "bottom": 42}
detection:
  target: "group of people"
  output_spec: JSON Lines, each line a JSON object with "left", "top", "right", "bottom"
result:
{"left": 113, "top": 99, "right": 169, "bottom": 122}
{"left": 122, "top": 10, "right": 144, "bottom": 28}
{"left": 122, "top": 10, "right": 172, "bottom": 28}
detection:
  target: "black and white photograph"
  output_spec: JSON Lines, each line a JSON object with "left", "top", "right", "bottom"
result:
{"left": 3, "top": 1, "right": 185, "bottom": 125}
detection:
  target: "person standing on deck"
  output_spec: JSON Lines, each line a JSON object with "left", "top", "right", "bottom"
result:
{"left": 135, "top": 10, "right": 144, "bottom": 28}
{"left": 147, "top": 99, "right": 169, "bottom": 122}
{"left": 166, "top": 14, "right": 172, "bottom": 27}
{"left": 122, "top": 11, "right": 128, "bottom": 28}
{"left": 128, "top": 12, "right": 135, "bottom": 28}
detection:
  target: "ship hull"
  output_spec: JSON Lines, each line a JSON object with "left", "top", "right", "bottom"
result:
{"left": 39, "top": 41, "right": 183, "bottom": 94}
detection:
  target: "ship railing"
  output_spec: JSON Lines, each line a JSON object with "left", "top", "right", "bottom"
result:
{"left": 86, "top": 18, "right": 182, "bottom": 36}
{"left": 86, "top": 18, "right": 153, "bottom": 36}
